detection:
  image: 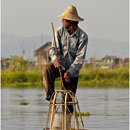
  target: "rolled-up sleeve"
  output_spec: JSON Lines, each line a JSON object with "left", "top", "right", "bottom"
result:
{"left": 67, "top": 34, "right": 88, "bottom": 76}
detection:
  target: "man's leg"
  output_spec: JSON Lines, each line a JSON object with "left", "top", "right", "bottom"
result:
{"left": 63, "top": 77, "right": 79, "bottom": 113}
{"left": 43, "top": 63, "right": 60, "bottom": 101}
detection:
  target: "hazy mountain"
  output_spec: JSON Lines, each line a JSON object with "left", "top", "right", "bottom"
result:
{"left": 87, "top": 38, "right": 129, "bottom": 59}
{"left": 1, "top": 33, "right": 52, "bottom": 60}
{"left": 1, "top": 33, "right": 129, "bottom": 60}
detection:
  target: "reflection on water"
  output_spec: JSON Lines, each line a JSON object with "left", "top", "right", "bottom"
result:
{"left": 1, "top": 88, "right": 129, "bottom": 130}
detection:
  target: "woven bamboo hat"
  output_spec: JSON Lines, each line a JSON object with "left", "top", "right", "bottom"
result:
{"left": 57, "top": 5, "right": 84, "bottom": 22}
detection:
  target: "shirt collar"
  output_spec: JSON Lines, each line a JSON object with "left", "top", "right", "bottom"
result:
{"left": 65, "top": 26, "right": 80, "bottom": 37}
{"left": 74, "top": 26, "right": 80, "bottom": 37}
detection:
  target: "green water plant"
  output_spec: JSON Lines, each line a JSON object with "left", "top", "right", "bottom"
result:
{"left": 20, "top": 102, "right": 29, "bottom": 105}
{"left": 76, "top": 112, "right": 90, "bottom": 116}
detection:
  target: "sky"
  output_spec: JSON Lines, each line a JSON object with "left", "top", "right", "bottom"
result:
{"left": 2, "top": 0, "right": 129, "bottom": 43}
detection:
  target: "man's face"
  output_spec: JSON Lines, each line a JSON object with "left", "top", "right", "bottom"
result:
{"left": 62, "top": 19, "right": 71, "bottom": 28}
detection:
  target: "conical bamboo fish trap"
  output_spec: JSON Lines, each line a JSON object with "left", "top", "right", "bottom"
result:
{"left": 44, "top": 90, "right": 88, "bottom": 130}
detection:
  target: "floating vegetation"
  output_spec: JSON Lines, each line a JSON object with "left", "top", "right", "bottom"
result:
{"left": 76, "top": 112, "right": 90, "bottom": 116}
{"left": 20, "top": 102, "right": 29, "bottom": 105}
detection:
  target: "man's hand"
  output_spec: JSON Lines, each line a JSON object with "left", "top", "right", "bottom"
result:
{"left": 64, "top": 72, "right": 71, "bottom": 82}
{"left": 54, "top": 57, "right": 60, "bottom": 68}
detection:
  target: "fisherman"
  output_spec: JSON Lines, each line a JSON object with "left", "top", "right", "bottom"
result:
{"left": 43, "top": 5, "right": 88, "bottom": 113}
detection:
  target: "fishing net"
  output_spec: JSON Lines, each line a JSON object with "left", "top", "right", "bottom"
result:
{"left": 45, "top": 90, "right": 84, "bottom": 130}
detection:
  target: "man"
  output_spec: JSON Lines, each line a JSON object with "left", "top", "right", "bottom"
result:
{"left": 43, "top": 5, "right": 88, "bottom": 112}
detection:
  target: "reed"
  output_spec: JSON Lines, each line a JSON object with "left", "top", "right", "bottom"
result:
{"left": 1, "top": 67, "right": 129, "bottom": 88}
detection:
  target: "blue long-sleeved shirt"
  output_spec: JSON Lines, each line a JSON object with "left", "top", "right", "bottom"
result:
{"left": 49, "top": 26, "right": 88, "bottom": 77}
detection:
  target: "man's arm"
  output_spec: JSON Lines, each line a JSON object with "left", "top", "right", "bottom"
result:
{"left": 66, "top": 34, "right": 88, "bottom": 76}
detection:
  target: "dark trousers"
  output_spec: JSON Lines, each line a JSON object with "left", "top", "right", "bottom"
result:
{"left": 43, "top": 63, "right": 79, "bottom": 113}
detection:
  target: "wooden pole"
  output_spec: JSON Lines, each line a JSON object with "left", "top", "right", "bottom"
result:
{"left": 45, "top": 104, "right": 52, "bottom": 130}
{"left": 62, "top": 106, "right": 64, "bottom": 130}
{"left": 51, "top": 22, "right": 66, "bottom": 91}
{"left": 51, "top": 22, "right": 66, "bottom": 130}
{"left": 64, "top": 93, "right": 68, "bottom": 130}
{"left": 50, "top": 92, "right": 58, "bottom": 129}
{"left": 72, "top": 96, "right": 79, "bottom": 130}
{"left": 76, "top": 100, "right": 84, "bottom": 130}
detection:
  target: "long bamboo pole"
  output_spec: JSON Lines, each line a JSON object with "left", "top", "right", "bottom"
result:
{"left": 72, "top": 96, "right": 79, "bottom": 130}
{"left": 76, "top": 100, "right": 84, "bottom": 130}
{"left": 51, "top": 22, "right": 66, "bottom": 90}
{"left": 50, "top": 92, "right": 58, "bottom": 129}
{"left": 51, "top": 22, "right": 66, "bottom": 130}
{"left": 45, "top": 104, "right": 52, "bottom": 130}
{"left": 64, "top": 93, "right": 68, "bottom": 130}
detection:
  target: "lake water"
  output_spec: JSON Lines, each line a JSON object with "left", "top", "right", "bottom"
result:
{"left": 1, "top": 88, "right": 129, "bottom": 130}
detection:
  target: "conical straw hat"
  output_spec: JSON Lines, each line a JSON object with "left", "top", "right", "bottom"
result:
{"left": 57, "top": 5, "right": 84, "bottom": 22}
